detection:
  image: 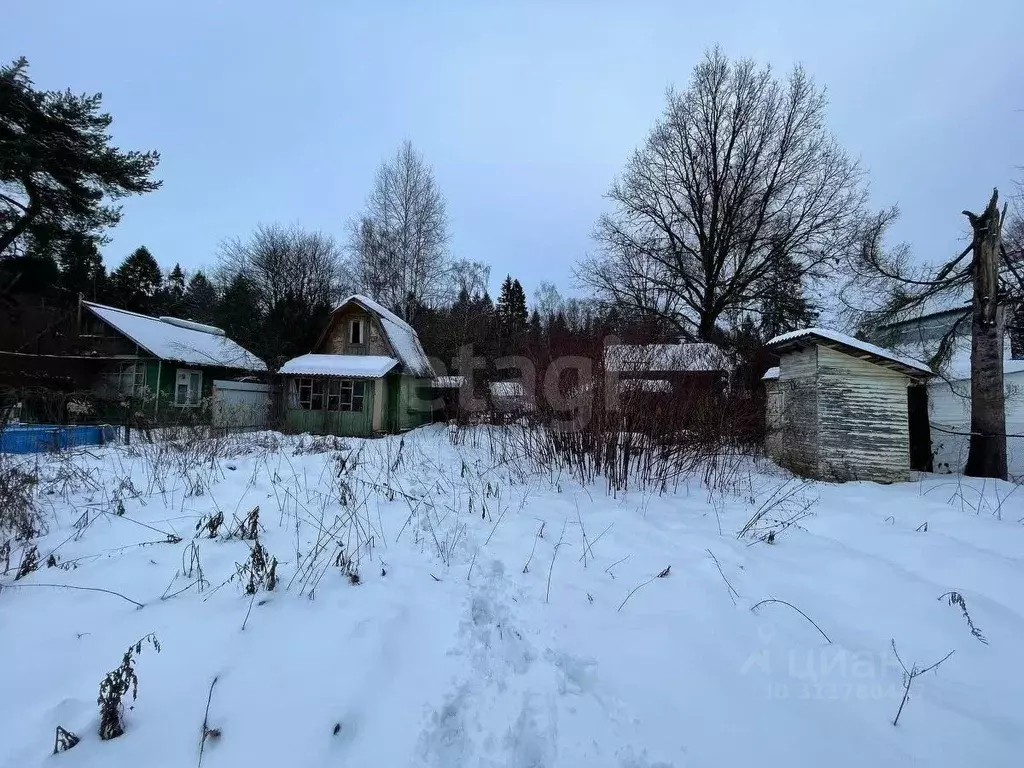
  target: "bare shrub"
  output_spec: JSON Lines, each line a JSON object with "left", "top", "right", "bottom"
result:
{"left": 938, "top": 591, "right": 988, "bottom": 644}
{"left": 0, "top": 454, "right": 42, "bottom": 541}
{"left": 229, "top": 506, "right": 261, "bottom": 540}
{"left": 195, "top": 511, "right": 225, "bottom": 539}
{"left": 738, "top": 478, "right": 818, "bottom": 543}
{"left": 53, "top": 726, "right": 80, "bottom": 754}
{"left": 97, "top": 633, "right": 161, "bottom": 740}
{"left": 293, "top": 434, "right": 348, "bottom": 455}
{"left": 890, "top": 640, "right": 954, "bottom": 726}
{"left": 15, "top": 544, "right": 39, "bottom": 580}
{"left": 236, "top": 538, "right": 278, "bottom": 595}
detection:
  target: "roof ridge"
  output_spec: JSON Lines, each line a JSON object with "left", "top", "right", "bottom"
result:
{"left": 82, "top": 300, "right": 159, "bottom": 322}
{"left": 338, "top": 294, "right": 414, "bottom": 332}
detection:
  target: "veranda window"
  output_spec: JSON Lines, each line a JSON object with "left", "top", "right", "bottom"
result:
{"left": 297, "top": 378, "right": 366, "bottom": 412}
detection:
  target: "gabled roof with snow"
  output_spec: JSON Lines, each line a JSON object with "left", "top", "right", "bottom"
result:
{"left": 768, "top": 327, "right": 933, "bottom": 377}
{"left": 604, "top": 343, "right": 730, "bottom": 373}
{"left": 83, "top": 302, "right": 266, "bottom": 371}
{"left": 329, "top": 295, "right": 434, "bottom": 378}
{"left": 279, "top": 354, "right": 398, "bottom": 378}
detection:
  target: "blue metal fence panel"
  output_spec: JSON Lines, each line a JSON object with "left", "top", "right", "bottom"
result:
{"left": 0, "top": 425, "right": 115, "bottom": 454}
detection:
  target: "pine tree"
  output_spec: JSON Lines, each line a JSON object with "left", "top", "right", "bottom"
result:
{"left": 109, "top": 246, "right": 163, "bottom": 314}
{"left": 182, "top": 272, "right": 218, "bottom": 323}
{"left": 0, "top": 58, "right": 161, "bottom": 257}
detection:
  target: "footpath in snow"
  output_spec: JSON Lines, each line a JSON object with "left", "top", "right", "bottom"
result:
{"left": 0, "top": 425, "right": 1022, "bottom": 767}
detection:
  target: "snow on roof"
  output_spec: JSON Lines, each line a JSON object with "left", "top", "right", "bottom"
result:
{"left": 619, "top": 378, "right": 673, "bottom": 393}
{"left": 490, "top": 381, "right": 527, "bottom": 398}
{"left": 159, "top": 316, "right": 225, "bottom": 336}
{"left": 768, "top": 327, "right": 933, "bottom": 375}
{"left": 84, "top": 302, "right": 266, "bottom": 371}
{"left": 278, "top": 354, "right": 398, "bottom": 378}
{"left": 604, "top": 343, "right": 730, "bottom": 373}
{"left": 761, "top": 367, "right": 780, "bottom": 381}
{"left": 432, "top": 375, "right": 466, "bottom": 388}
{"left": 335, "top": 295, "right": 434, "bottom": 378}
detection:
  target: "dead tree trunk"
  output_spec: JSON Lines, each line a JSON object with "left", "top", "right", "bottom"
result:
{"left": 963, "top": 189, "right": 1007, "bottom": 480}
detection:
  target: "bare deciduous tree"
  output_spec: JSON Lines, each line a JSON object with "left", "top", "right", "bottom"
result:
{"left": 218, "top": 223, "right": 344, "bottom": 312}
{"left": 448, "top": 258, "right": 490, "bottom": 301}
{"left": 577, "top": 48, "right": 871, "bottom": 341}
{"left": 346, "top": 141, "right": 450, "bottom": 318}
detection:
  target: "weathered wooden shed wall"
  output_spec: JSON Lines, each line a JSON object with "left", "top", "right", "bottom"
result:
{"left": 815, "top": 346, "right": 911, "bottom": 482}
{"left": 768, "top": 344, "right": 915, "bottom": 482}
{"left": 774, "top": 345, "right": 820, "bottom": 476}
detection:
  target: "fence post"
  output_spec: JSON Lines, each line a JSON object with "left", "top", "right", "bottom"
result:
{"left": 123, "top": 400, "right": 131, "bottom": 445}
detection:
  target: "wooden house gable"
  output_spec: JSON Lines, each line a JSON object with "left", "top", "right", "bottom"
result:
{"left": 315, "top": 305, "right": 395, "bottom": 360}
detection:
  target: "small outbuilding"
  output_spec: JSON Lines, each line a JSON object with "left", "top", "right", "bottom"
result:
{"left": 763, "top": 328, "right": 933, "bottom": 483}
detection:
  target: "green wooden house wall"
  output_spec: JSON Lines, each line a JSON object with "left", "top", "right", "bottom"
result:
{"left": 281, "top": 373, "right": 434, "bottom": 437}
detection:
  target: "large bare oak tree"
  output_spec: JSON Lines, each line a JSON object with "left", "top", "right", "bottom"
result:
{"left": 578, "top": 48, "right": 871, "bottom": 341}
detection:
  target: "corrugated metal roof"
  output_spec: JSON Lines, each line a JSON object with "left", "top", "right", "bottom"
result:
{"left": 278, "top": 354, "right": 398, "bottom": 378}
{"left": 768, "top": 327, "right": 933, "bottom": 376}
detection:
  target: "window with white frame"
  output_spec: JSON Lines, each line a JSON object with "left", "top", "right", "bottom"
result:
{"left": 104, "top": 362, "right": 145, "bottom": 397}
{"left": 175, "top": 369, "right": 202, "bottom": 406}
{"left": 350, "top": 319, "right": 363, "bottom": 345}
{"left": 297, "top": 378, "right": 366, "bottom": 412}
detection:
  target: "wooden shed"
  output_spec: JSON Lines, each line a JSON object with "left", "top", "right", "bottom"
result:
{"left": 763, "top": 328, "right": 933, "bottom": 483}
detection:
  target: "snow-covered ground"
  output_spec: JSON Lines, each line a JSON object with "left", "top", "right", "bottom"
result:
{"left": 1, "top": 426, "right": 1022, "bottom": 767}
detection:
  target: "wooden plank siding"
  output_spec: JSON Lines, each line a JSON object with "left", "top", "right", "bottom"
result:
{"left": 768, "top": 344, "right": 915, "bottom": 482}
{"left": 815, "top": 346, "right": 911, "bottom": 482}
{"left": 319, "top": 306, "right": 393, "bottom": 357}
{"left": 775, "top": 345, "right": 820, "bottom": 476}
{"left": 284, "top": 381, "right": 376, "bottom": 436}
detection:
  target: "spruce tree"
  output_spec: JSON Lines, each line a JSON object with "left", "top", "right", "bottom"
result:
{"left": 758, "top": 251, "right": 818, "bottom": 340}
{"left": 109, "top": 246, "right": 163, "bottom": 314}
{"left": 182, "top": 272, "right": 218, "bottom": 323}
{"left": 57, "top": 233, "right": 105, "bottom": 300}
{"left": 216, "top": 274, "right": 262, "bottom": 352}
{"left": 163, "top": 264, "right": 186, "bottom": 315}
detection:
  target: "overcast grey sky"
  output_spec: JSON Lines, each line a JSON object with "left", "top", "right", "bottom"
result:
{"left": 4, "top": 0, "right": 1022, "bottom": 300}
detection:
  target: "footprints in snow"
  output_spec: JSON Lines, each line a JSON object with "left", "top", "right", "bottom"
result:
{"left": 419, "top": 558, "right": 671, "bottom": 767}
